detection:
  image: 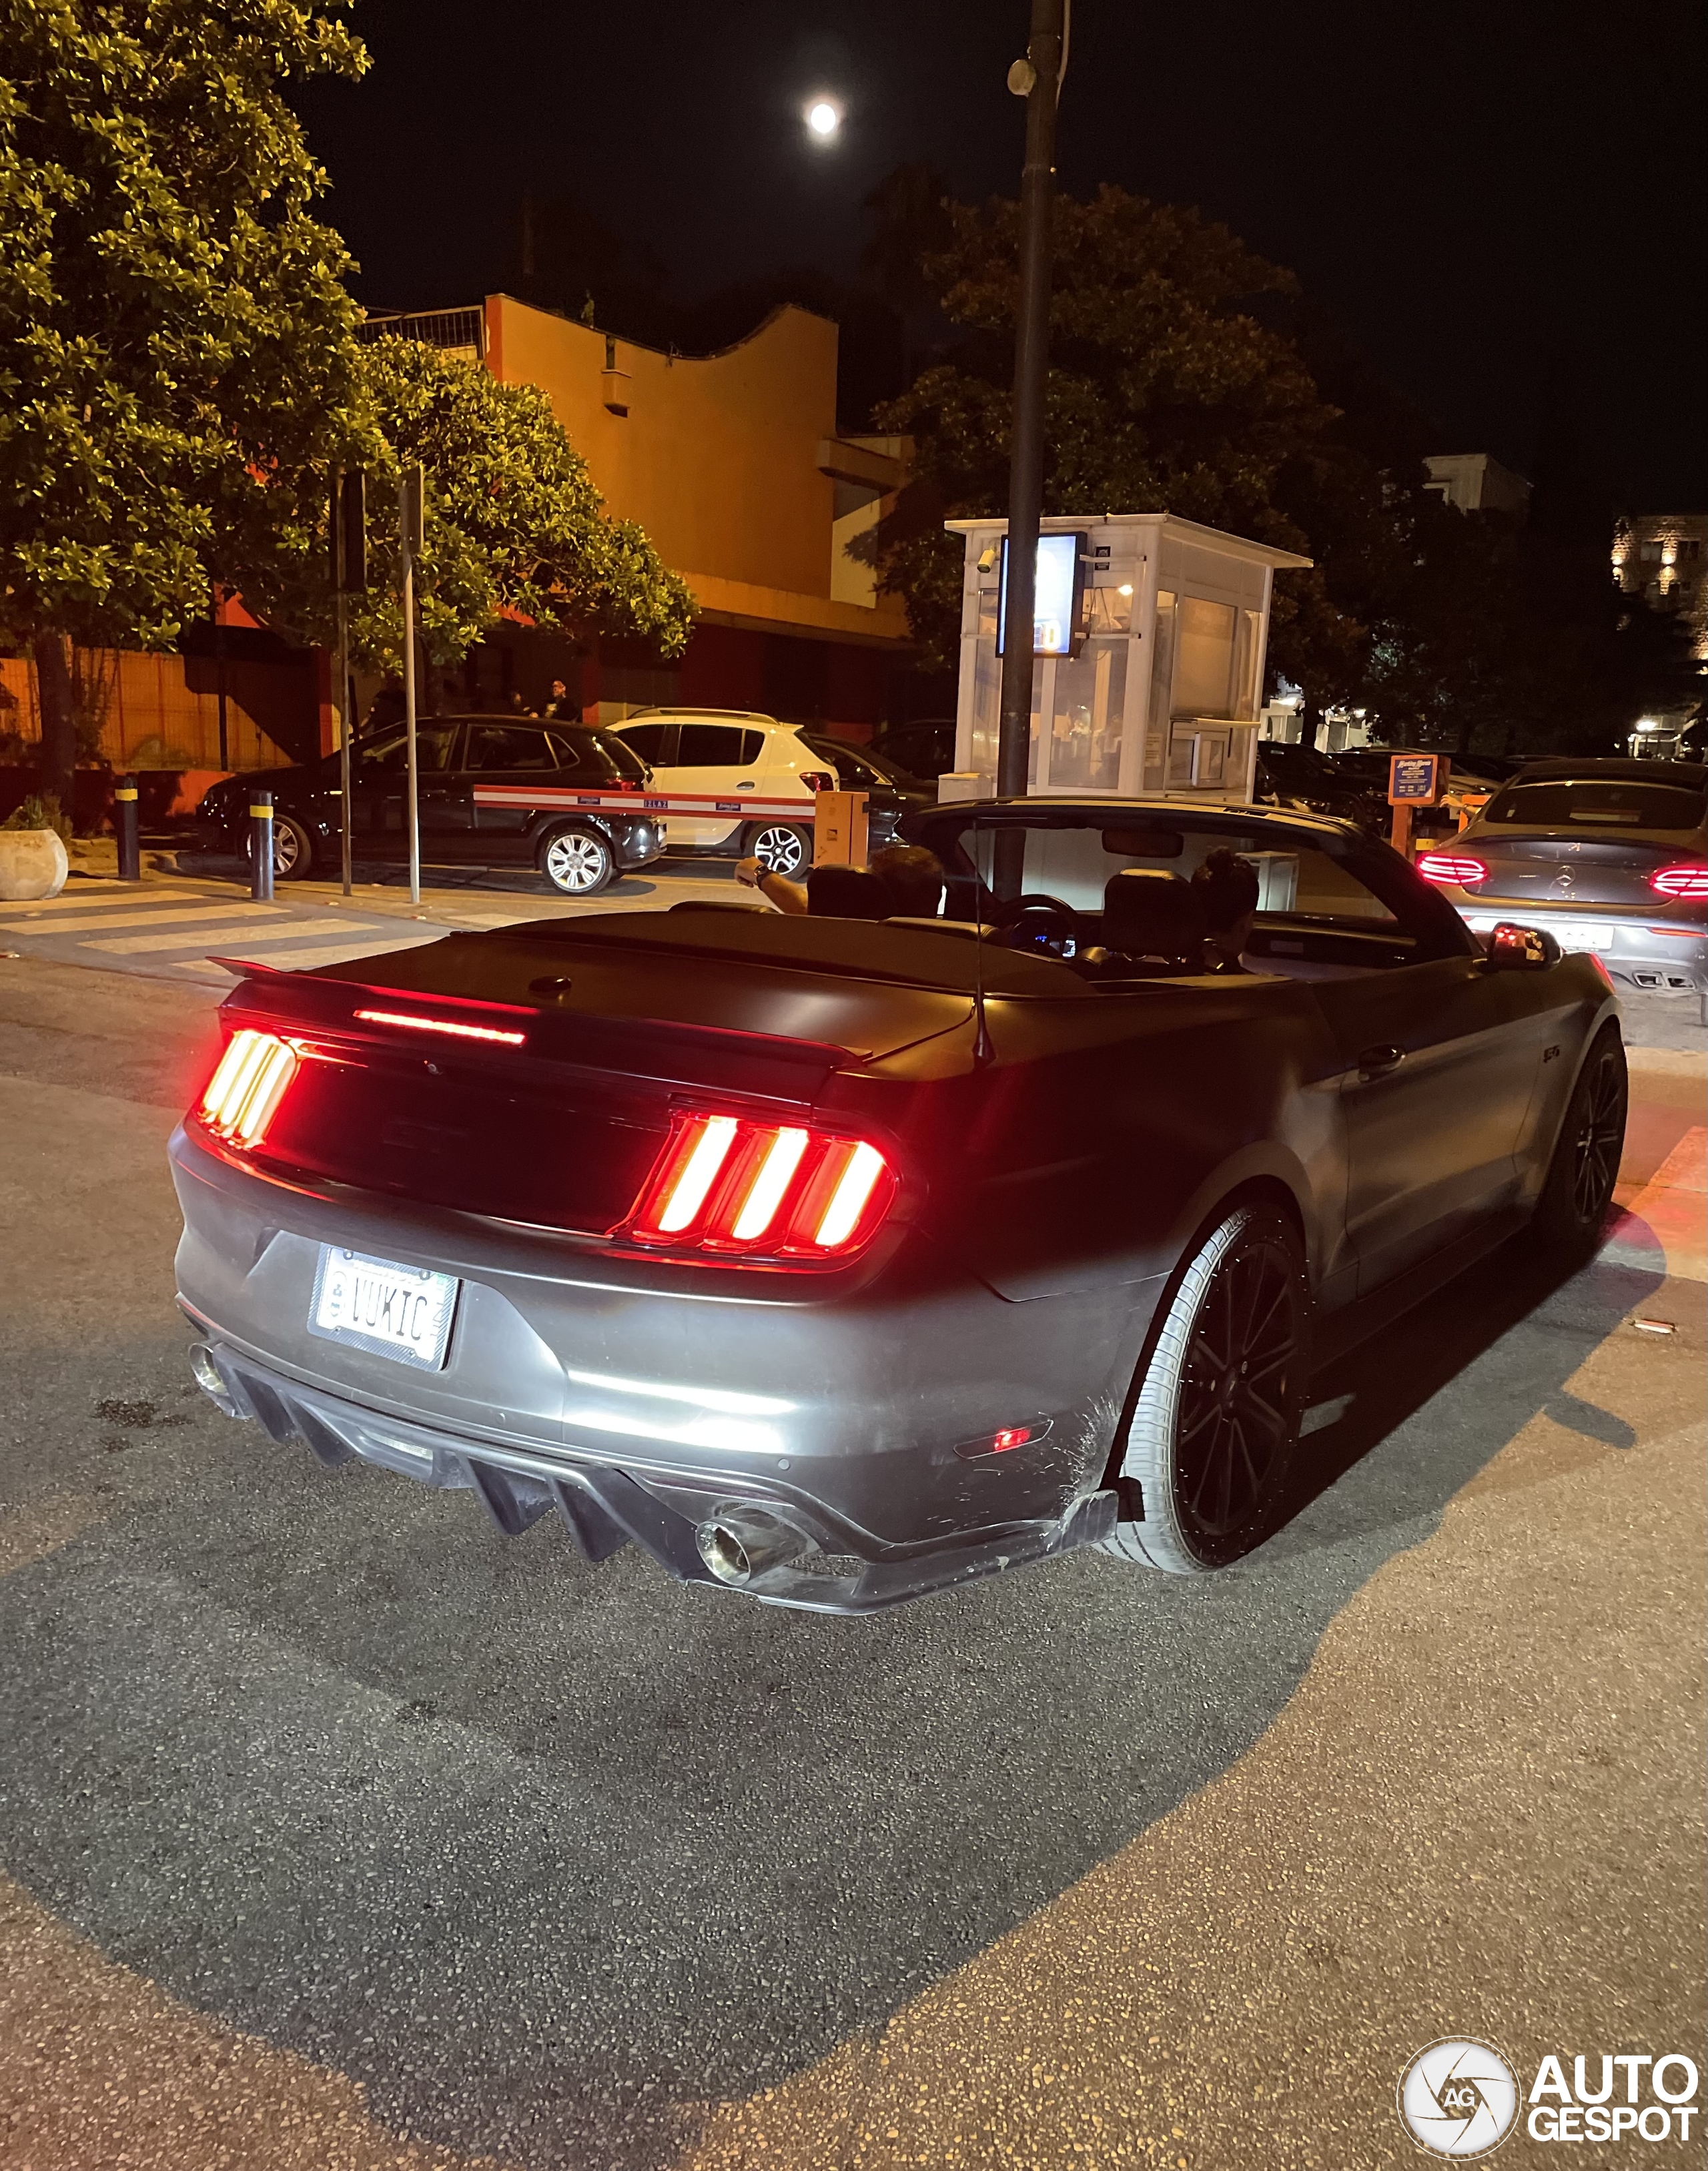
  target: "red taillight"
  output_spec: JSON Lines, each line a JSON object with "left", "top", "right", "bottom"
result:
{"left": 800, "top": 770, "right": 836, "bottom": 793}
{"left": 628, "top": 1112, "right": 896, "bottom": 1260}
{"left": 1649, "top": 863, "right": 1708, "bottom": 900}
{"left": 1416, "top": 851, "right": 1489, "bottom": 886}
{"left": 196, "top": 1028, "right": 298, "bottom": 1148}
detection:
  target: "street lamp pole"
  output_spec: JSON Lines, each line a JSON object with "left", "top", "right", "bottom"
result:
{"left": 995, "top": 0, "right": 1068, "bottom": 811}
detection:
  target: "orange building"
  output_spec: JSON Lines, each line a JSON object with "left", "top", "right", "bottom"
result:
{"left": 375, "top": 296, "right": 915, "bottom": 731}
{"left": 0, "top": 296, "right": 918, "bottom": 801}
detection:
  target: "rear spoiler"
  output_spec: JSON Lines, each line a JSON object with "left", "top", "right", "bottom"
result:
{"left": 208, "top": 956, "right": 857, "bottom": 1090}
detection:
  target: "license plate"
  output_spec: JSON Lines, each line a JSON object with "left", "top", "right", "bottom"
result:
{"left": 308, "top": 1246, "right": 460, "bottom": 1369}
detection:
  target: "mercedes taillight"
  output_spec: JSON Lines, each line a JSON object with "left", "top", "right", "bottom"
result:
{"left": 1416, "top": 851, "right": 1489, "bottom": 887}
{"left": 626, "top": 1112, "right": 895, "bottom": 1261}
{"left": 1649, "top": 863, "right": 1708, "bottom": 901}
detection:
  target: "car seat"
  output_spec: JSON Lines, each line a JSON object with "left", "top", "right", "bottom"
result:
{"left": 1096, "top": 869, "right": 1208, "bottom": 973}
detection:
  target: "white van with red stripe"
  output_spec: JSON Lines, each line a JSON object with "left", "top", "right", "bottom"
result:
{"left": 610, "top": 711, "right": 834, "bottom": 877}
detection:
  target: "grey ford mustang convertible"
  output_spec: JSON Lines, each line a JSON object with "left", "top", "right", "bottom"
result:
{"left": 171, "top": 798, "right": 1627, "bottom": 1612}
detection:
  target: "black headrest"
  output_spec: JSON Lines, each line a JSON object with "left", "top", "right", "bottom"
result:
{"left": 1102, "top": 869, "right": 1206, "bottom": 959}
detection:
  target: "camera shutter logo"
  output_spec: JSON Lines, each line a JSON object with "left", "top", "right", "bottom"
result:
{"left": 1398, "top": 2038, "right": 1519, "bottom": 2158}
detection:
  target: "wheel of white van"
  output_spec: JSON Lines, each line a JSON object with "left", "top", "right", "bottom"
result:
{"left": 1100, "top": 1203, "right": 1308, "bottom": 1574}
{"left": 244, "top": 812, "right": 314, "bottom": 880}
{"left": 539, "top": 824, "right": 615, "bottom": 896}
{"left": 1533, "top": 1025, "right": 1627, "bottom": 1252}
{"left": 747, "top": 821, "right": 811, "bottom": 878}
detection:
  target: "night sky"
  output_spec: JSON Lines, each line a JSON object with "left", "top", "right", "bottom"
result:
{"left": 298, "top": 0, "right": 1706, "bottom": 509}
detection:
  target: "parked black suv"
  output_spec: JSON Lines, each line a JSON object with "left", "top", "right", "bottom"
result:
{"left": 195, "top": 717, "right": 664, "bottom": 895}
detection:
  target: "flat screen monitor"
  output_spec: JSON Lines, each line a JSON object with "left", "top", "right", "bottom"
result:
{"left": 996, "top": 532, "right": 1088, "bottom": 657}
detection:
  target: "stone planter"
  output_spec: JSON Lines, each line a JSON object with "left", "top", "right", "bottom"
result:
{"left": 0, "top": 829, "right": 70, "bottom": 901}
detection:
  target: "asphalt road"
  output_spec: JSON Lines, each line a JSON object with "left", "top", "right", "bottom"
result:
{"left": 0, "top": 950, "right": 1701, "bottom": 2171}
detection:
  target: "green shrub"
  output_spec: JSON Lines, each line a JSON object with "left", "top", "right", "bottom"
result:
{"left": 1, "top": 794, "right": 73, "bottom": 843}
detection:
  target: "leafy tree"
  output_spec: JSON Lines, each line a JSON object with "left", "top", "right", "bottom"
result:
{"left": 282, "top": 336, "right": 695, "bottom": 671}
{"left": 862, "top": 179, "right": 1700, "bottom": 756}
{"left": 865, "top": 185, "right": 1354, "bottom": 676}
{"left": 2, "top": 3, "right": 694, "bottom": 812}
{"left": 0, "top": 0, "right": 372, "bottom": 807}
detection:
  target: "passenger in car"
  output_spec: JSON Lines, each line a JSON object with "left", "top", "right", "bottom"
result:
{"left": 737, "top": 843, "right": 946, "bottom": 921}
{"left": 1192, "top": 848, "right": 1262, "bottom": 973}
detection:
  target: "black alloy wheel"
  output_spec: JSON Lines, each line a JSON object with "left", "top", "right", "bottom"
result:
{"left": 1102, "top": 1203, "right": 1308, "bottom": 1574}
{"left": 1535, "top": 1027, "right": 1628, "bottom": 1248}
{"left": 1175, "top": 1232, "right": 1301, "bottom": 1549}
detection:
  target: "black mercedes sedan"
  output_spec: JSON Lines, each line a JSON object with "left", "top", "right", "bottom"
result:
{"left": 169, "top": 795, "right": 1625, "bottom": 1614}
{"left": 195, "top": 715, "right": 666, "bottom": 895}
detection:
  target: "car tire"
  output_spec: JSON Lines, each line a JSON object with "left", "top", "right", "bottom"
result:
{"left": 244, "top": 811, "right": 314, "bottom": 880}
{"left": 538, "top": 823, "right": 615, "bottom": 897}
{"left": 1532, "top": 1024, "right": 1627, "bottom": 1252}
{"left": 1100, "top": 1202, "right": 1308, "bottom": 1575}
{"left": 746, "top": 821, "right": 811, "bottom": 879}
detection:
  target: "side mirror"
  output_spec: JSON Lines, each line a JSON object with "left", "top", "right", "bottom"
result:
{"left": 1483, "top": 921, "right": 1562, "bottom": 972}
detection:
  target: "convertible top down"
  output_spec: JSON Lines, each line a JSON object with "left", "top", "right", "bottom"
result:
{"left": 171, "top": 799, "right": 1626, "bottom": 1611}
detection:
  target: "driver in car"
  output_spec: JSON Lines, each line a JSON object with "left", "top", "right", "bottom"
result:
{"left": 1192, "top": 847, "right": 1261, "bottom": 973}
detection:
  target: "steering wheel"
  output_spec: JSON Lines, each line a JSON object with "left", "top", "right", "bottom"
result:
{"left": 989, "top": 892, "right": 1080, "bottom": 955}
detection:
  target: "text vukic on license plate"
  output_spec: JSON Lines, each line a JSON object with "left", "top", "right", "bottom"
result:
{"left": 308, "top": 1246, "right": 460, "bottom": 1369}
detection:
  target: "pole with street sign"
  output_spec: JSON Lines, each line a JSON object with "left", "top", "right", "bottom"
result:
{"left": 399, "top": 464, "right": 425, "bottom": 906}
{"left": 330, "top": 470, "right": 367, "bottom": 897}
{"left": 993, "top": 0, "right": 1068, "bottom": 893}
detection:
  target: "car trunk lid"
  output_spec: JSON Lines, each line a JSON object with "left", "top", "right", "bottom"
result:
{"left": 1470, "top": 833, "right": 1698, "bottom": 908}
{"left": 203, "top": 916, "right": 1003, "bottom": 1233}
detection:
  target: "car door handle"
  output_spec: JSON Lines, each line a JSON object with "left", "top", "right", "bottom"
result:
{"left": 735, "top": 781, "right": 755, "bottom": 789}
{"left": 1357, "top": 1043, "right": 1406, "bottom": 1077}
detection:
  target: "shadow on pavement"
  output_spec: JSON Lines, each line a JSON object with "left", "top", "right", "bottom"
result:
{"left": 0, "top": 1232, "right": 1665, "bottom": 2170}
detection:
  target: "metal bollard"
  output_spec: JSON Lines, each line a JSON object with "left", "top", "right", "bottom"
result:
{"left": 114, "top": 775, "right": 140, "bottom": 882}
{"left": 249, "top": 789, "right": 274, "bottom": 902}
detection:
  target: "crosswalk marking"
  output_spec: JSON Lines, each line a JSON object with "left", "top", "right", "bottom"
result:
{"left": 0, "top": 902, "right": 288, "bottom": 937}
{"left": 0, "top": 889, "right": 205, "bottom": 923}
{"left": 85, "top": 916, "right": 399, "bottom": 956}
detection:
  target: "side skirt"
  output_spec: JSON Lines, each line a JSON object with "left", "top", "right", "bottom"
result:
{"left": 1310, "top": 1202, "right": 1531, "bottom": 1370}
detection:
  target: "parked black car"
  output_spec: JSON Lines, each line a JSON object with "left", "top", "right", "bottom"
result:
{"left": 797, "top": 733, "right": 937, "bottom": 843}
{"left": 195, "top": 717, "right": 665, "bottom": 895}
{"left": 1253, "top": 741, "right": 1388, "bottom": 834}
{"left": 867, "top": 719, "right": 957, "bottom": 783}
{"left": 173, "top": 796, "right": 1622, "bottom": 1614}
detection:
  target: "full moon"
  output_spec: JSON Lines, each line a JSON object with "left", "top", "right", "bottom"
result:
{"left": 805, "top": 99, "right": 841, "bottom": 140}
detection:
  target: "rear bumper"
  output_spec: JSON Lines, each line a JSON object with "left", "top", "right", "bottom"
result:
{"left": 1453, "top": 901, "right": 1707, "bottom": 993}
{"left": 168, "top": 1125, "right": 1151, "bottom": 1612}
{"left": 183, "top": 1340, "right": 1117, "bottom": 1614}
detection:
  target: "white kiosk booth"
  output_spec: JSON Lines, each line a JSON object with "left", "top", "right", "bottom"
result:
{"left": 945, "top": 513, "right": 1310, "bottom": 805}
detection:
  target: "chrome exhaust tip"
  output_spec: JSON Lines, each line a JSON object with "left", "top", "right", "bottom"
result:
{"left": 695, "top": 1508, "right": 809, "bottom": 1587}
{"left": 187, "top": 1341, "right": 240, "bottom": 1415}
